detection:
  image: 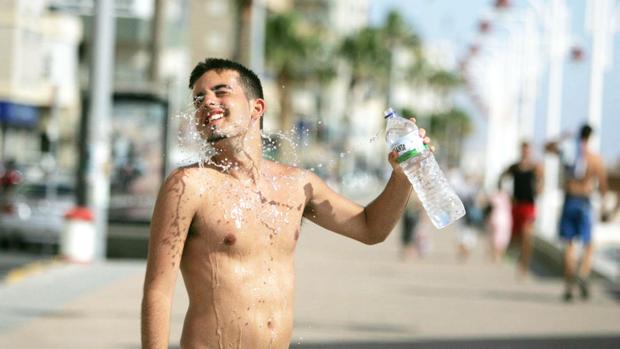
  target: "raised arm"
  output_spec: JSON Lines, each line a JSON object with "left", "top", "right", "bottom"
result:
{"left": 303, "top": 161, "right": 412, "bottom": 244}
{"left": 303, "top": 129, "right": 431, "bottom": 245}
{"left": 141, "top": 168, "right": 197, "bottom": 349}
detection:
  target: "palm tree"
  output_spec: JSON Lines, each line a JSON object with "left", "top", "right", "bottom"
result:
{"left": 339, "top": 11, "right": 421, "bottom": 116}
{"left": 429, "top": 107, "right": 472, "bottom": 166}
{"left": 265, "top": 11, "right": 323, "bottom": 132}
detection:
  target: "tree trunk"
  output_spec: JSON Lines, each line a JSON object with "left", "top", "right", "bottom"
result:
{"left": 234, "top": 0, "right": 252, "bottom": 64}
{"left": 278, "top": 72, "right": 293, "bottom": 132}
{"left": 276, "top": 71, "right": 296, "bottom": 163}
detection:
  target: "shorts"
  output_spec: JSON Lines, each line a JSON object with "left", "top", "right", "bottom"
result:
{"left": 559, "top": 195, "right": 592, "bottom": 244}
{"left": 511, "top": 202, "right": 536, "bottom": 235}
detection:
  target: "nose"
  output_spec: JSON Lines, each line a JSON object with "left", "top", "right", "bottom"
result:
{"left": 202, "top": 94, "right": 218, "bottom": 109}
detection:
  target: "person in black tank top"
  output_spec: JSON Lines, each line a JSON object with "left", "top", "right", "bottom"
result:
{"left": 507, "top": 164, "right": 537, "bottom": 203}
{"left": 499, "top": 142, "right": 543, "bottom": 278}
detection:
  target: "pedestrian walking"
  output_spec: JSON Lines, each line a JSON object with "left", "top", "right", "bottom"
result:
{"left": 545, "top": 124, "right": 609, "bottom": 301}
{"left": 498, "top": 141, "right": 544, "bottom": 278}
{"left": 400, "top": 198, "right": 421, "bottom": 261}
{"left": 485, "top": 189, "right": 512, "bottom": 262}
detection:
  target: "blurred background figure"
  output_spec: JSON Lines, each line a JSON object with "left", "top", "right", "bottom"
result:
{"left": 485, "top": 188, "right": 512, "bottom": 263}
{"left": 0, "top": 158, "right": 22, "bottom": 196}
{"left": 413, "top": 211, "right": 435, "bottom": 258}
{"left": 498, "top": 141, "right": 543, "bottom": 278}
{"left": 399, "top": 196, "right": 421, "bottom": 262}
{"left": 545, "top": 124, "right": 609, "bottom": 302}
{"left": 449, "top": 168, "right": 480, "bottom": 261}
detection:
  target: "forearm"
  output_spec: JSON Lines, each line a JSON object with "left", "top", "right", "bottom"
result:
{"left": 362, "top": 171, "right": 412, "bottom": 244}
{"left": 141, "top": 293, "right": 172, "bottom": 349}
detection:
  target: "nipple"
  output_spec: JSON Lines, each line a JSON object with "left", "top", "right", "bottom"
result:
{"left": 223, "top": 233, "right": 237, "bottom": 245}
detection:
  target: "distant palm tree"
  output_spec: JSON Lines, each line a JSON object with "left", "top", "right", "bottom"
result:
{"left": 339, "top": 11, "right": 420, "bottom": 111}
{"left": 429, "top": 107, "right": 472, "bottom": 166}
{"left": 265, "top": 11, "right": 324, "bottom": 132}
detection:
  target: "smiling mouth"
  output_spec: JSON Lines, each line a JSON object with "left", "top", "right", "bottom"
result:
{"left": 207, "top": 134, "right": 228, "bottom": 143}
{"left": 199, "top": 108, "right": 227, "bottom": 126}
{"left": 207, "top": 112, "right": 224, "bottom": 124}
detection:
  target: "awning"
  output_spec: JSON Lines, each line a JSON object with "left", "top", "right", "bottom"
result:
{"left": 0, "top": 101, "right": 40, "bottom": 128}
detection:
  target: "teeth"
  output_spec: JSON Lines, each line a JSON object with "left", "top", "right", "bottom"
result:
{"left": 208, "top": 113, "right": 224, "bottom": 123}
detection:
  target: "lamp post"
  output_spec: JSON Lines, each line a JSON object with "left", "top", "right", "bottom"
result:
{"left": 586, "top": 0, "right": 618, "bottom": 152}
{"left": 249, "top": 0, "right": 266, "bottom": 79}
{"left": 86, "top": 0, "right": 116, "bottom": 260}
{"left": 531, "top": 0, "right": 569, "bottom": 239}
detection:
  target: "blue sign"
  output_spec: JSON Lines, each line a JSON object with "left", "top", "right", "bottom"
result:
{"left": 0, "top": 101, "right": 40, "bottom": 127}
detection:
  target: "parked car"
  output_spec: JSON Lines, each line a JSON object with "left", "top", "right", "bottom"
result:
{"left": 0, "top": 182, "right": 75, "bottom": 247}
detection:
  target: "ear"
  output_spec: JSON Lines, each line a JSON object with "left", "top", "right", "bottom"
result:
{"left": 250, "top": 98, "right": 266, "bottom": 123}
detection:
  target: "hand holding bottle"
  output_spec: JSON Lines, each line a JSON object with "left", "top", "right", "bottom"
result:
{"left": 384, "top": 108, "right": 465, "bottom": 229}
{"left": 387, "top": 118, "right": 433, "bottom": 173}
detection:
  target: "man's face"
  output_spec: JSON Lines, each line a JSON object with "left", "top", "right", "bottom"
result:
{"left": 191, "top": 70, "right": 258, "bottom": 143}
{"left": 521, "top": 144, "right": 531, "bottom": 159}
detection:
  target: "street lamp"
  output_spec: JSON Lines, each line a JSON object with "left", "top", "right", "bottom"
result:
{"left": 585, "top": 0, "right": 618, "bottom": 152}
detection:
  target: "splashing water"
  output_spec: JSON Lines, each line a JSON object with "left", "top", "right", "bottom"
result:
{"left": 369, "top": 131, "right": 380, "bottom": 143}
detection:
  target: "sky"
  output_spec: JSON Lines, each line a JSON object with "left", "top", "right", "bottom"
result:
{"left": 370, "top": 0, "right": 620, "bottom": 167}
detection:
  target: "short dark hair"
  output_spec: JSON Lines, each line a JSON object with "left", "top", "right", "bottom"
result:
{"left": 188, "top": 58, "right": 263, "bottom": 100}
{"left": 579, "top": 124, "right": 592, "bottom": 140}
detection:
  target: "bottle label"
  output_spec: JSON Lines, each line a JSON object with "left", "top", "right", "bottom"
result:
{"left": 391, "top": 133, "right": 427, "bottom": 163}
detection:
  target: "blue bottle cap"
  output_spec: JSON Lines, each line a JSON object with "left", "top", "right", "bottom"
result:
{"left": 384, "top": 108, "right": 395, "bottom": 119}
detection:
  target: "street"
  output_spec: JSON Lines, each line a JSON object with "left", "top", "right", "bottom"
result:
{"left": 1, "top": 216, "right": 619, "bottom": 348}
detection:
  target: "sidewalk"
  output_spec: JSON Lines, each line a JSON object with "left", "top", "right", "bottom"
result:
{"left": 1, "top": 218, "right": 619, "bottom": 348}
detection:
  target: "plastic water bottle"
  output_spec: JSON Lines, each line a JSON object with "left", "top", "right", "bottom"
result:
{"left": 384, "top": 108, "right": 465, "bottom": 229}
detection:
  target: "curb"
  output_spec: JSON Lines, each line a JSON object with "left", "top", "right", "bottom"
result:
{"left": 3, "top": 258, "right": 60, "bottom": 285}
{"left": 533, "top": 234, "right": 611, "bottom": 281}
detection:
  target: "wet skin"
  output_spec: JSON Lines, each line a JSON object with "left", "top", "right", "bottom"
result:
{"left": 177, "top": 163, "right": 306, "bottom": 349}
{"left": 142, "top": 69, "right": 420, "bottom": 349}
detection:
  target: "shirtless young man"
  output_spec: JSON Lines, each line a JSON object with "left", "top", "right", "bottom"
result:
{"left": 546, "top": 124, "right": 608, "bottom": 301}
{"left": 141, "top": 58, "right": 431, "bottom": 348}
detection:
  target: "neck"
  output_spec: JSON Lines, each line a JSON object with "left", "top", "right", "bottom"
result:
{"left": 208, "top": 131, "right": 263, "bottom": 183}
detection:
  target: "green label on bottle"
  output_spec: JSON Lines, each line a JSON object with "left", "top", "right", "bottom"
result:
{"left": 391, "top": 133, "right": 427, "bottom": 163}
{"left": 396, "top": 144, "right": 429, "bottom": 163}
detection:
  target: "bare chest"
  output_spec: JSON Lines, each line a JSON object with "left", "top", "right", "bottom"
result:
{"left": 188, "top": 182, "right": 306, "bottom": 255}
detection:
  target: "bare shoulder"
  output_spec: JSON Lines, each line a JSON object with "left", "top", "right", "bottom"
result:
{"left": 261, "top": 161, "right": 323, "bottom": 206}
{"left": 160, "top": 163, "right": 219, "bottom": 202}
{"left": 263, "top": 160, "right": 314, "bottom": 185}
{"left": 586, "top": 152, "right": 606, "bottom": 171}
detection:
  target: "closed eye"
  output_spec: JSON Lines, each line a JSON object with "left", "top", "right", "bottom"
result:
{"left": 213, "top": 86, "right": 232, "bottom": 97}
{"left": 193, "top": 95, "right": 204, "bottom": 108}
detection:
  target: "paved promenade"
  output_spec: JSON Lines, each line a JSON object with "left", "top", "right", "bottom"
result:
{"left": 0, "top": 217, "right": 619, "bottom": 348}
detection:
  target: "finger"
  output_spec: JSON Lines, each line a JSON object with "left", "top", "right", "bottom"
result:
{"left": 430, "top": 145, "right": 435, "bottom": 152}
{"left": 419, "top": 128, "right": 426, "bottom": 138}
{"left": 408, "top": 117, "right": 416, "bottom": 123}
{"left": 423, "top": 136, "right": 431, "bottom": 144}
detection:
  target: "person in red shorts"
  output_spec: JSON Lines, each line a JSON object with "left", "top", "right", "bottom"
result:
{"left": 499, "top": 142, "right": 543, "bottom": 278}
